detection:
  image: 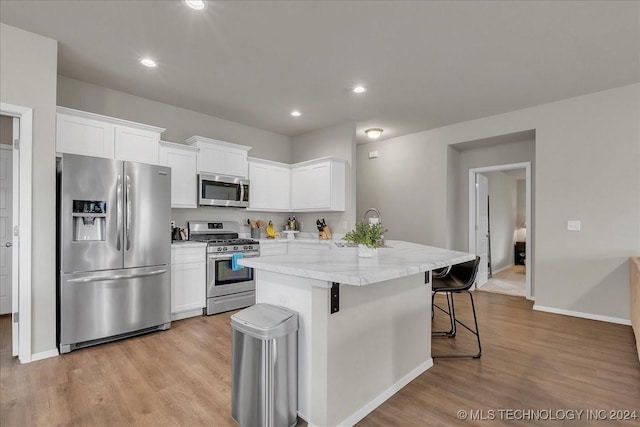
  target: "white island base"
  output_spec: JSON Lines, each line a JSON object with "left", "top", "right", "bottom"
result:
{"left": 255, "top": 269, "right": 432, "bottom": 427}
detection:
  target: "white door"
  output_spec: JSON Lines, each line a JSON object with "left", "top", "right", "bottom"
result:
{"left": 0, "top": 146, "right": 12, "bottom": 314}
{"left": 475, "top": 173, "right": 489, "bottom": 286}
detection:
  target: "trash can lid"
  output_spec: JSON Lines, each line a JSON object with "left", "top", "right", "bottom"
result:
{"left": 231, "top": 303, "right": 298, "bottom": 340}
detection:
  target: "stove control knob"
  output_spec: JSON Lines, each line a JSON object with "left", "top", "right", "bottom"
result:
{"left": 243, "top": 245, "right": 248, "bottom": 249}
{"left": 217, "top": 247, "right": 222, "bottom": 252}
{"left": 223, "top": 247, "right": 228, "bottom": 251}
{"left": 233, "top": 246, "right": 238, "bottom": 251}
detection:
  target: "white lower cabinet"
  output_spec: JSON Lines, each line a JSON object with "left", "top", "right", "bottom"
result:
{"left": 259, "top": 241, "right": 288, "bottom": 256}
{"left": 171, "top": 245, "right": 206, "bottom": 320}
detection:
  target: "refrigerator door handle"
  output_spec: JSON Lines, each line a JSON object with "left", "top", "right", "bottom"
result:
{"left": 116, "top": 173, "right": 122, "bottom": 251}
{"left": 125, "top": 174, "right": 131, "bottom": 251}
{"left": 67, "top": 269, "right": 168, "bottom": 283}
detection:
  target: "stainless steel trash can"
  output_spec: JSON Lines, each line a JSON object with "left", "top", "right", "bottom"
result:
{"left": 231, "top": 303, "right": 298, "bottom": 427}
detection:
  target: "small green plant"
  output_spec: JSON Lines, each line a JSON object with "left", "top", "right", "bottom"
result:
{"left": 344, "top": 221, "right": 386, "bottom": 248}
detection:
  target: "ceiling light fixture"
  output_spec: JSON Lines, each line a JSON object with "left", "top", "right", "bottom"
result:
{"left": 291, "top": 110, "right": 301, "bottom": 117}
{"left": 353, "top": 86, "right": 366, "bottom": 94}
{"left": 140, "top": 58, "right": 157, "bottom": 68}
{"left": 184, "top": 0, "right": 207, "bottom": 10}
{"left": 365, "top": 128, "right": 383, "bottom": 139}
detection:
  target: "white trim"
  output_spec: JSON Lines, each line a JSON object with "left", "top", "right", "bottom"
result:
{"left": 30, "top": 348, "right": 59, "bottom": 362}
{"left": 0, "top": 145, "right": 11, "bottom": 151}
{"left": 1, "top": 102, "right": 33, "bottom": 364}
{"left": 185, "top": 135, "right": 251, "bottom": 151}
{"left": 170, "top": 309, "right": 203, "bottom": 321}
{"left": 533, "top": 305, "right": 631, "bottom": 326}
{"left": 468, "top": 161, "right": 532, "bottom": 300}
{"left": 57, "top": 106, "right": 165, "bottom": 133}
{"left": 336, "top": 358, "right": 434, "bottom": 427}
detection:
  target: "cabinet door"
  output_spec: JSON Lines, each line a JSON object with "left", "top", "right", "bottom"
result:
{"left": 309, "top": 163, "right": 331, "bottom": 208}
{"left": 291, "top": 166, "right": 313, "bottom": 210}
{"left": 56, "top": 113, "right": 115, "bottom": 158}
{"left": 114, "top": 125, "right": 160, "bottom": 164}
{"left": 225, "top": 149, "right": 248, "bottom": 178}
{"left": 270, "top": 166, "right": 291, "bottom": 210}
{"left": 159, "top": 145, "right": 197, "bottom": 208}
{"left": 248, "top": 162, "right": 269, "bottom": 209}
{"left": 197, "top": 143, "right": 225, "bottom": 175}
{"left": 171, "top": 262, "right": 206, "bottom": 314}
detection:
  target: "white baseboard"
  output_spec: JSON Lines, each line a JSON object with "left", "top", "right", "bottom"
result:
{"left": 171, "top": 308, "right": 203, "bottom": 321}
{"left": 533, "top": 305, "right": 631, "bottom": 325}
{"left": 336, "top": 358, "right": 434, "bottom": 427}
{"left": 30, "top": 348, "right": 59, "bottom": 362}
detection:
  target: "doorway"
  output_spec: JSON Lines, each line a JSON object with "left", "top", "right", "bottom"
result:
{"left": 1, "top": 102, "right": 33, "bottom": 363}
{"left": 469, "top": 162, "right": 532, "bottom": 300}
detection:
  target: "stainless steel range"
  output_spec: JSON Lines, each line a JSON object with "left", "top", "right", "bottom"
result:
{"left": 188, "top": 221, "right": 259, "bottom": 315}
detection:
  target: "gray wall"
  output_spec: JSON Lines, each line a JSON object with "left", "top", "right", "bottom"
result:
{"left": 485, "top": 171, "right": 518, "bottom": 272}
{"left": 0, "top": 24, "right": 58, "bottom": 354}
{"left": 452, "top": 138, "right": 535, "bottom": 252}
{"left": 57, "top": 76, "right": 292, "bottom": 163}
{"left": 292, "top": 122, "right": 356, "bottom": 234}
{"left": 357, "top": 83, "right": 640, "bottom": 322}
{"left": 57, "top": 76, "right": 295, "bottom": 234}
{"left": 357, "top": 132, "right": 450, "bottom": 245}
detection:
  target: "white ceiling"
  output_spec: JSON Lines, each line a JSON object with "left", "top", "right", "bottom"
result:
{"left": 1, "top": 1, "right": 638, "bottom": 144}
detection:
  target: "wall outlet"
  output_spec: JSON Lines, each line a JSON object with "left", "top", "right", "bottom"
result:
{"left": 170, "top": 220, "right": 176, "bottom": 228}
{"left": 368, "top": 150, "right": 379, "bottom": 159}
{"left": 567, "top": 220, "right": 581, "bottom": 231}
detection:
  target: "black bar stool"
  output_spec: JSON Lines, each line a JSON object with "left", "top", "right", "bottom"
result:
{"left": 431, "top": 256, "right": 482, "bottom": 359}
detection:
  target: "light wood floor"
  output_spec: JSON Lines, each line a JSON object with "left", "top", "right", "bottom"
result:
{"left": 479, "top": 265, "right": 526, "bottom": 297}
{"left": 1, "top": 292, "right": 639, "bottom": 426}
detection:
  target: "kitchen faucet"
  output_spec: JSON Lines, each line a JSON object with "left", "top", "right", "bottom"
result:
{"left": 363, "top": 208, "right": 385, "bottom": 245}
{"left": 363, "top": 208, "right": 382, "bottom": 225}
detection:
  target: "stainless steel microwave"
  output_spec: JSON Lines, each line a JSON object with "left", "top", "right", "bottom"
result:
{"left": 198, "top": 174, "right": 249, "bottom": 207}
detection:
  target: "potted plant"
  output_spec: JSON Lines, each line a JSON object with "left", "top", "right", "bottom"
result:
{"left": 344, "top": 221, "right": 386, "bottom": 257}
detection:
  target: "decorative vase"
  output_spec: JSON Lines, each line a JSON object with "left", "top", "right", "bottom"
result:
{"left": 358, "top": 244, "right": 377, "bottom": 258}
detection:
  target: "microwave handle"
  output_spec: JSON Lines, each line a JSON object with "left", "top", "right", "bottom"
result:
{"left": 240, "top": 183, "right": 245, "bottom": 203}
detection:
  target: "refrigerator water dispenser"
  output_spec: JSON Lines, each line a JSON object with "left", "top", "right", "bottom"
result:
{"left": 72, "top": 200, "right": 106, "bottom": 241}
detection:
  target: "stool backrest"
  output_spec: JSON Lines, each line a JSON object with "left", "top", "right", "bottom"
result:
{"left": 449, "top": 256, "right": 481, "bottom": 290}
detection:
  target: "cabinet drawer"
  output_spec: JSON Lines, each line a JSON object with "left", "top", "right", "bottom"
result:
{"left": 171, "top": 246, "right": 206, "bottom": 264}
{"left": 260, "top": 243, "right": 287, "bottom": 256}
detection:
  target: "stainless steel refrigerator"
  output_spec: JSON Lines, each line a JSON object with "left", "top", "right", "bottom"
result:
{"left": 57, "top": 154, "right": 171, "bottom": 353}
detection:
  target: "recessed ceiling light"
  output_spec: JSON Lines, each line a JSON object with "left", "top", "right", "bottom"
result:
{"left": 140, "top": 58, "right": 157, "bottom": 68}
{"left": 184, "top": 0, "right": 207, "bottom": 10}
{"left": 353, "top": 86, "right": 367, "bottom": 94}
{"left": 291, "top": 111, "right": 301, "bottom": 117}
{"left": 365, "top": 128, "right": 383, "bottom": 139}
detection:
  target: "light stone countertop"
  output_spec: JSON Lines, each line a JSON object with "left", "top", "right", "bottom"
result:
{"left": 239, "top": 240, "right": 474, "bottom": 286}
{"left": 170, "top": 241, "right": 208, "bottom": 248}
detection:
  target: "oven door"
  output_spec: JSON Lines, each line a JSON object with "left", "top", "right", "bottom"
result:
{"left": 199, "top": 174, "right": 249, "bottom": 207}
{"left": 207, "top": 253, "right": 257, "bottom": 297}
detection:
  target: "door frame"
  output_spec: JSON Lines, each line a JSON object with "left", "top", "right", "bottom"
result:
{"left": 1, "top": 102, "right": 33, "bottom": 363}
{"left": 468, "top": 162, "right": 532, "bottom": 300}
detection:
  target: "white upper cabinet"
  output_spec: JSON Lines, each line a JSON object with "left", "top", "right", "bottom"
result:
{"left": 158, "top": 141, "right": 199, "bottom": 208}
{"left": 248, "top": 158, "right": 291, "bottom": 211}
{"left": 56, "top": 107, "right": 164, "bottom": 164}
{"left": 185, "top": 135, "right": 251, "bottom": 178}
{"left": 291, "top": 157, "right": 346, "bottom": 212}
{"left": 114, "top": 126, "right": 160, "bottom": 164}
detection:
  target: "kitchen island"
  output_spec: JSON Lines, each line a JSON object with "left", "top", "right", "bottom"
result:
{"left": 239, "top": 241, "right": 474, "bottom": 427}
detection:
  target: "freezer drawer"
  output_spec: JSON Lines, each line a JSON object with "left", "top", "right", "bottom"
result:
{"left": 59, "top": 265, "right": 171, "bottom": 352}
